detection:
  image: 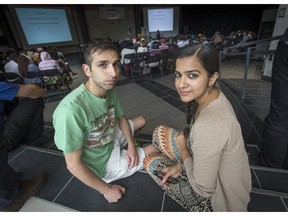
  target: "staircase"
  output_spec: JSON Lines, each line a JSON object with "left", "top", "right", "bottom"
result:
{"left": 220, "top": 79, "right": 288, "bottom": 211}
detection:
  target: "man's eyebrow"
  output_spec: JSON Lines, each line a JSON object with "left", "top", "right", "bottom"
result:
{"left": 95, "top": 60, "right": 120, "bottom": 64}
{"left": 95, "top": 60, "right": 109, "bottom": 64}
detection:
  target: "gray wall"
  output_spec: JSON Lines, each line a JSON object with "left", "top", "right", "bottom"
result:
{"left": 83, "top": 5, "right": 136, "bottom": 42}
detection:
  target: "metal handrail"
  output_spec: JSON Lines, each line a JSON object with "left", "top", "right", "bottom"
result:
{"left": 225, "top": 34, "right": 288, "bottom": 50}
{"left": 219, "top": 32, "right": 288, "bottom": 99}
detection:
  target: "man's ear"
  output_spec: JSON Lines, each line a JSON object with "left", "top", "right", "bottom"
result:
{"left": 82, "top": 63, "right": 92, "bottom": 77}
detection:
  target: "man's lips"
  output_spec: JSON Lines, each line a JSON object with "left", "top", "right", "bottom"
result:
{"left": 106, "top": 80, "right": 116, "bottom": 85}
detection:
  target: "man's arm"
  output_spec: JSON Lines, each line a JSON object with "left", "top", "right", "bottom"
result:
{"left": 64, "top": 148, "right": 126, "bottom": 203}
{"left": 117, "top": 115, "right": 138, "bottom": 168}
{"left": 16, "top": 84, "right": 45, "bottom": 98}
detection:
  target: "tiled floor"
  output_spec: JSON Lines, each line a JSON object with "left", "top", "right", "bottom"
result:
{"left": 7, "top": 55, "right": 288, "bottom": 212}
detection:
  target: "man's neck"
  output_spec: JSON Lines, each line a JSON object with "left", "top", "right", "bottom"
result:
{"left": 84, "top": 81, "right": 107, "bottom": 99}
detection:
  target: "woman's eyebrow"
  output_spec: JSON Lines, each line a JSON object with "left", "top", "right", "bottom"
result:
{"left": 184, "top": 70, "right": 200, "bottom": 74}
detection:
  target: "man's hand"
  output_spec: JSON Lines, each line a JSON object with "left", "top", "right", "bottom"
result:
{"left": 103, "top": 184, "right": 126, "bottom": 203}
{"left": 126, "top": 144, "right": 138, "bottom": 168}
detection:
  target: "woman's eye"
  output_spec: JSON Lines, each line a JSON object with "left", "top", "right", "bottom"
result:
{"left": 174, "top": 71, "right": 181, "bottom": 78}
{"left": 188, "top": 73, "right": 198, "bottom": 79}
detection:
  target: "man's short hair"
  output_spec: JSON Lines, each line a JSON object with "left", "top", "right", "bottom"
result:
{"left": 83, "top": 38, "right": 120, "bottom": 67}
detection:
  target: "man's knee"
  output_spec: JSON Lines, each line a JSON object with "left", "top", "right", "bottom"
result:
{"left": 133, "top": 116, "right": 146, "bottom": 131}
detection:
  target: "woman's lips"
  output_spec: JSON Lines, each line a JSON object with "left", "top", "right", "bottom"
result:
{"left": 179, "top": 90, "right": 191, "bottom": 96}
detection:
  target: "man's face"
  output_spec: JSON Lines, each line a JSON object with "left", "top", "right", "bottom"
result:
{"left": 82, "top": 49, "right": 121, "bottom": 96}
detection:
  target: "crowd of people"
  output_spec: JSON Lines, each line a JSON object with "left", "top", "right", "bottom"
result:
{"left": 0, "top": 47, "right": 77, "bottom": 89}
{"left": 117, "top": 29, "right": 257, "bottom": 53}
{"left": 115, "top": 28, "right": 257, "bottom": 78}
{"left": 0, "top": 33, "right": 254, "bottom": 212}
{"left": 0, "top": 45, "right": 78, "bottom": 211}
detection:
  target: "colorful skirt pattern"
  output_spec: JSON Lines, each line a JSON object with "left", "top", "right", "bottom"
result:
{"left": 143, "top": 125, "right": 213, "bottom": 212}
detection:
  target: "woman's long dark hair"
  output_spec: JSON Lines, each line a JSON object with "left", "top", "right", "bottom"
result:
{"left": 174, "top": 43, "right": 219, "bottom": 134}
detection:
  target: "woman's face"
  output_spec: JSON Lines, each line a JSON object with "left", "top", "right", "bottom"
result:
{"left": 175, "top": 55, "right": 211, "bottom": 104}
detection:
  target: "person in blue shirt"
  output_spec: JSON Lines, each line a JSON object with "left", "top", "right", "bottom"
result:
{"left": 0, "top": 82, "right": 46, "bottom": 211}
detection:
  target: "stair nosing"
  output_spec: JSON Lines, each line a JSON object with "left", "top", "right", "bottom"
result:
{"left": 252, "top": 187, "right": 288, "bottom": 198}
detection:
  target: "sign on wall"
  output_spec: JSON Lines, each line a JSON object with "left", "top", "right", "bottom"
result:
{"left": 99, "top": 7, "right": 126, "bottom": 20}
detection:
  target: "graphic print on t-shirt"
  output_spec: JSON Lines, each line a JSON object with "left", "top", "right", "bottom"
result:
{"left": 87, "top": 107, "right": 116, "bottom": 148}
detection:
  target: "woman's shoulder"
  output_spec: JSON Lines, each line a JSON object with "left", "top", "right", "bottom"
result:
{"left": 201, "top": 92, "right": 237, "bottom": 126}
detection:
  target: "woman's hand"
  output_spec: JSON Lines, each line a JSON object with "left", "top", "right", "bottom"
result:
{"left": 160, "top": 163, "right": 182, "bottom": 189}
{"left": 175, "top": 131, "right": 189, "bottom": 153}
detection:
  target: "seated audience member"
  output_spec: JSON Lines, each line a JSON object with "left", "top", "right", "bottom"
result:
{"left": 147, "top": 37, "right": 155, "bottom": 49}
{"left": 143, "top": 43, "right": 251, "bottom": 211}
{"left": 168, "top": 41, "right": 179, "bottom": 58}
{"left": 48, "top": 47, "right": 77, "bottom": 77}
{"left": 53, "top": 38, "right": 157, "bottom": 203}
{"left": 159, "top": 41, "right": 169, "bottom": 50}
{"left": 0, "top": 81, "right": 46, "bottom": 212}
{"left": 137, "top": 41, "right": 148, "bottom": 53}
{"left": 39, "top": 51, "right": 71, "bottom": 90}
{"left": 211, "top": 31, "right": 224, "bottom": 46}
{"left": 32, "top": 47, "right": 44, "bottom": 65}
{"left": 17, "top": 55, "right": 42, "bottom": 85}
{"left": 4, "top": 50, "right": 19, "bottom": 75}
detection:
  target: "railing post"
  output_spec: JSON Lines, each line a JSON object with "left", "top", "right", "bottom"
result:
{"left": 241, "top": 47, "right": 251, "bottom": 99}
{"left": 218, "top": 50, "right": 222, "bottom": 79}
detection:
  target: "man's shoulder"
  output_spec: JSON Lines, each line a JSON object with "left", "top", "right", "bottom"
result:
{"left": 57, "top": 84, "right": 86, "bottom": 106}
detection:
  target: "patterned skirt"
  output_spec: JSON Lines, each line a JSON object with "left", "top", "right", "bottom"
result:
{"left": 143, "top": 125, "right": 213, "bottom": 212}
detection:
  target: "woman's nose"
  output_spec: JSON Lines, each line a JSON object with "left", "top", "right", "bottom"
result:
{"left": 178, "top": 76, "right": 188, "bottom": 88}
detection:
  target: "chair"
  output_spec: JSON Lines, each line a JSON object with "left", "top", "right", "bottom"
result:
{"left": 40, "top": 69, "right": 70, "bottom": 102}
{"left": 122, "top": 53, "right": 136, "bottom": 78}
{"left": 129, "top": 53, "right": 148, "bottom": 82}
{"left": 24, "top": 72, "right": 44, "bottom": 86}
{"left": 144, "top": 53, "right": 163, "bottom": 78}
{"left": 160, "top": 49, "right": 174, "bottom": 74}
{"left": 0, "top": 72, "right": 23, "bottom": 84}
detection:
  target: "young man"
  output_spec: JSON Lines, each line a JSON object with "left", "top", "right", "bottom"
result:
{"left": 53, "top": 38, "right": 156, "bottom": 203}
{"left": 0, "top": 82, "right": 46, "bottom": 211}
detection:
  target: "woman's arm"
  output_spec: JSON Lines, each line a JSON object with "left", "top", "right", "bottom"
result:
{"left": 184, "top": 120, "right": 227, "bottom": 197}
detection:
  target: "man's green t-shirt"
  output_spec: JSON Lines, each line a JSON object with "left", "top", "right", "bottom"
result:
{"left": 53, "top": 83, "right": 124, "bottom": 178}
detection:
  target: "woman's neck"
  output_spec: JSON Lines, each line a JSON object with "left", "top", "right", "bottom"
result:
{"left": 195, "top": 87, "right": 219, "bottom": 120}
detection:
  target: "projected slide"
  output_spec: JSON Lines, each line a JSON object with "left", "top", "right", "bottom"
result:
{"left": 15, "top": 8, "right": 73, "bottom": 45}
{"left": 148, "top": 8, "right": 173, "bottom": 32}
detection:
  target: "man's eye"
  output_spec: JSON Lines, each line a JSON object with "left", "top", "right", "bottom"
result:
{"left": 114, "top": 62, "right": 121, "bottom": 69}
{"left": 98, "top": 63, "right": 107, "bottom": 68}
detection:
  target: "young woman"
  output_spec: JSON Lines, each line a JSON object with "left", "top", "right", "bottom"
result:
{"left": 143, "top": 43, "right": 252, "bottom": 211}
